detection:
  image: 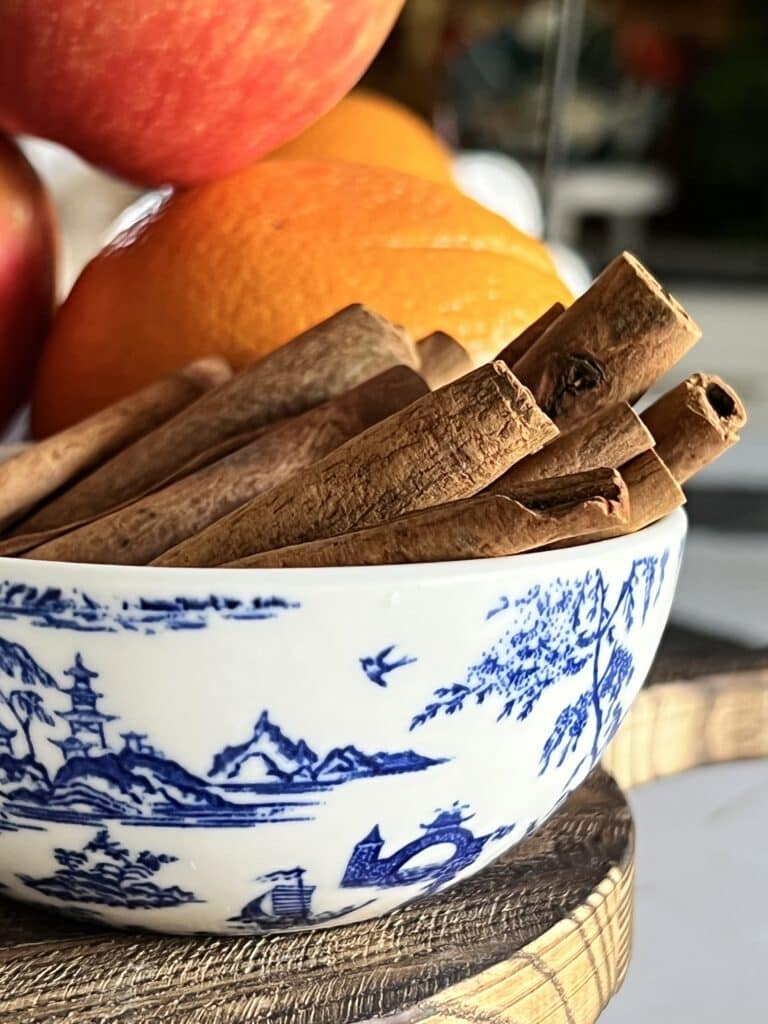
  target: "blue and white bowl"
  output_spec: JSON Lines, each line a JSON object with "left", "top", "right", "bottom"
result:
{"left": 0, "top": 509, "right": 686, "bottom": 934}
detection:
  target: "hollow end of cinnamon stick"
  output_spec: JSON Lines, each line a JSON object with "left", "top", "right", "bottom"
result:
{"left": 498, "top": 467, "right": 630, "bottom": 514}
{"left": 641, "top": 372, "right": 747, "bottom": 483}
{"left": 556, "top": 450, "right": 685, "bottom": 548}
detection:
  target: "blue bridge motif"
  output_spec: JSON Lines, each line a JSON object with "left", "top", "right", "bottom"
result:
{"left": 342, "top": 805, "right": 514, "bottom": 894}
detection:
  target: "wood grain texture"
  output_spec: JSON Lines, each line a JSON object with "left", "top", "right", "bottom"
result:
{"left": 0, "top": 770, "right": 632, "bottom": 1024}
{"left": 604, "top": 653, "right": 768, "bottom": 790}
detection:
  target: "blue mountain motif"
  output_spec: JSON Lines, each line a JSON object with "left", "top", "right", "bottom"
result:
{"left": 18, "top": 828, "right": 201, "bottom": 909}
{"left": 0, "top": 581, "right": 299, "bottom": 633}
{"left": 228, "top": 867, "right": 373, "bottom": 932}
{"left": 209, "top": 710, "right": 445, "bottom": 786}
{"left": 411, "top": 553, "right": 670, "bottom": 781}
{"left": 0, "top": 654, "right": 447, "bottom": 829}
{"left": 342, "top": 804, "right": 514, "bottom": 895}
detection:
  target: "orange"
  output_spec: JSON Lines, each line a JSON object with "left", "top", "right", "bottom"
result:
{"left": 32, "top": 160, "right": 571, "bottom": 436}
{"left": 266, "top": 89, "right": 455, "bottom": 186}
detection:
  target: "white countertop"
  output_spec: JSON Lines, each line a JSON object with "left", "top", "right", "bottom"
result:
{"left": 602, "top": 759, "right": 768, "bottom": 1023}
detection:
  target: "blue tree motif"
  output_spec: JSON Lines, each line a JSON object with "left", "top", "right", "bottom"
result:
{"left": 19, "top": 828, "right": 200, "bottom": 908}
{"left": 7, "top": 691, "right": 55, "bottom": 760}
{"left": 412, "top": 552, "right": 669, "bottom": 778}
{"left": 0, "top": 637, "right": 57, "bottom": 761}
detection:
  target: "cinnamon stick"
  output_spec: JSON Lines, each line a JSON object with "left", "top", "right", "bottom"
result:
{"left": 560, "top": 450, "right": 685, "bottom": 546}
{"left": 225, "top": 469, "right": 629, "bottom": 568}
{"left": 495, "top": 302, "right": 565, "bottom": 366}
{"left": 489, "top": 402, "right": 653, "bottom": 490}
{"left": 25, "top": 367, "right": 428, "bottom": 565}
{"left": 417, "top": 332, "right": 474, "bottom": 388}
{"left": 154, "top": 362, "right": 558, "bottom": 568}
{"left": 0, "top": 357, "right": 232, "bottom": 533}
{"left": 512, "top": 253, "right": 701, "bottom": 429}
{"left": 0, "top": 429, "right": 265, "bottom": 557}
{"left": 20, "top": 305, "right": 419, "bottom": 533}
{"left": 641, "top": 373, "right": 747, "bottom": 483}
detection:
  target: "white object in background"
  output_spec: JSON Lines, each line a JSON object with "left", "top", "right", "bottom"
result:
{"left": 452, "top": 150, "right": 592, "bottom": 297}
{"left": 549, "top": 163, "right": 674, "bottom": 252}
{"left": 453, "top": 151, "right": 544, "bottom": 239}
{"left": 547, "top": 241, "right": 592, "bottom": 297}
{"left": 104, "top": 187, "right": 172, "bottom": 248}
{"left": 19, "top": 138, "right": 140, "bottom": 297}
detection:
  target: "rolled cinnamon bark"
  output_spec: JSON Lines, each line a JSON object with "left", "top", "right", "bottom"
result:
{"left": 495, "top": 302, "right": 565, "bottom": 366}
{"left": 641, "top": 373, "right": 747, "bottom": 483}
{"left": 417, "top": 332, "right": 474, "bottom": 388}
{"left": 25, "top": 367, "right": 428, "bottom": 565}
{"left": 512, "top": 253, "right": 701, "bottom": 429}
{"left": 225, "top": 469, "right": 629, "bottom": 568}
{"left": 154, "top": 362, "right": 558, "bottom": 568}
{"left": 0, "top": 429, "right": 265, "bottom": 557}
{"left": 489, "top": 402, "right": 653, "bottom": 490}
{"left": 559, "top": 450, "right": 685, "bottom": 546}
{"left": 0, "top": 357, "right": 232, "bottom": 533}
{"left": 20, "top": 305, "right": 418, "bottom": 533}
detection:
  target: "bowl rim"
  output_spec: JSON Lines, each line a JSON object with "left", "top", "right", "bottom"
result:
{"left": 0, "top": 508, "right": 687, "bottom": 588}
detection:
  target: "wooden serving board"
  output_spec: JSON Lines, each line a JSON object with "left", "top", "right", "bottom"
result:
{"left": 0, "top": 629, "right": 765, "bottom": 1024}
{"left": 0, "top": 769, "right": 633, "bottom": 1024}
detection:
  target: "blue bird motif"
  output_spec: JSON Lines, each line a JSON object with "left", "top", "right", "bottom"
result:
{"left": 360, "top": 646, "right": 417, "bottom": 687}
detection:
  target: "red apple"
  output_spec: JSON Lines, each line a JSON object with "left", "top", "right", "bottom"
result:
{"left": 0, "top": 136, "right": 56, "bottom": 431}
{"left": 0, "top": 0, "right": 404, "bottom": 187}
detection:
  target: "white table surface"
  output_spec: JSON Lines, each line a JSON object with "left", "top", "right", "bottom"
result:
{"left": 602, "top": 760, "right": 768, "bottom": 1023}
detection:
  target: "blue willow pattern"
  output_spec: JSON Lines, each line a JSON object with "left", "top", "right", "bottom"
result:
{"left": 412, "top": 553, "right": 670, "bottom": 780}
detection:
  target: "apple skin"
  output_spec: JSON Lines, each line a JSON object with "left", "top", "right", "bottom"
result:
{"left": 0, "top": 136, "right": 56, "bottom": 432}
{"left": 0, "top": 0, "right": 404, "bottom": 187}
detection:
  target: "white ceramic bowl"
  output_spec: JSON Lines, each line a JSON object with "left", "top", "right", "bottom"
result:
{"left": 0, "top": 509, "right": 686, "bottom": 934}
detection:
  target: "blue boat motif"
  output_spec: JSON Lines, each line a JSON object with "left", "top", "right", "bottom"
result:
{"left": 229, "top": 867, "right": 373, "bottom": 931}
{"left": 18, "top": 828, "right": 201, "bottom": 909}
{"left": 342, "top": 805, "right": 514, "bottom": 894}
{"left": 412, "top": 553, "right": 670, "bottom": 781}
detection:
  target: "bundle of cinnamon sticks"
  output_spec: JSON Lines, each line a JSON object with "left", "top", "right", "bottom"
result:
{"left": 0, "top": 253, "right": 746, "bottom": 569}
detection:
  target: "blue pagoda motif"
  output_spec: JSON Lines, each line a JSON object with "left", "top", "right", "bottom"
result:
{"left": 0, "top": 720, "right": 16, "bottom": 755}
{"left": 50, "top": 653, "right": 116, "bottom": 761}
{"left": 120, "top": 731, "right": 162, "bottom": 757}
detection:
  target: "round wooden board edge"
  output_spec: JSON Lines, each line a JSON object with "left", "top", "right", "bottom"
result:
{"left": 405, "top": 845, "right": 634, "bottom": 1024}
{"left": 603, "top": 664, "right": 768, "bottom": 790}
